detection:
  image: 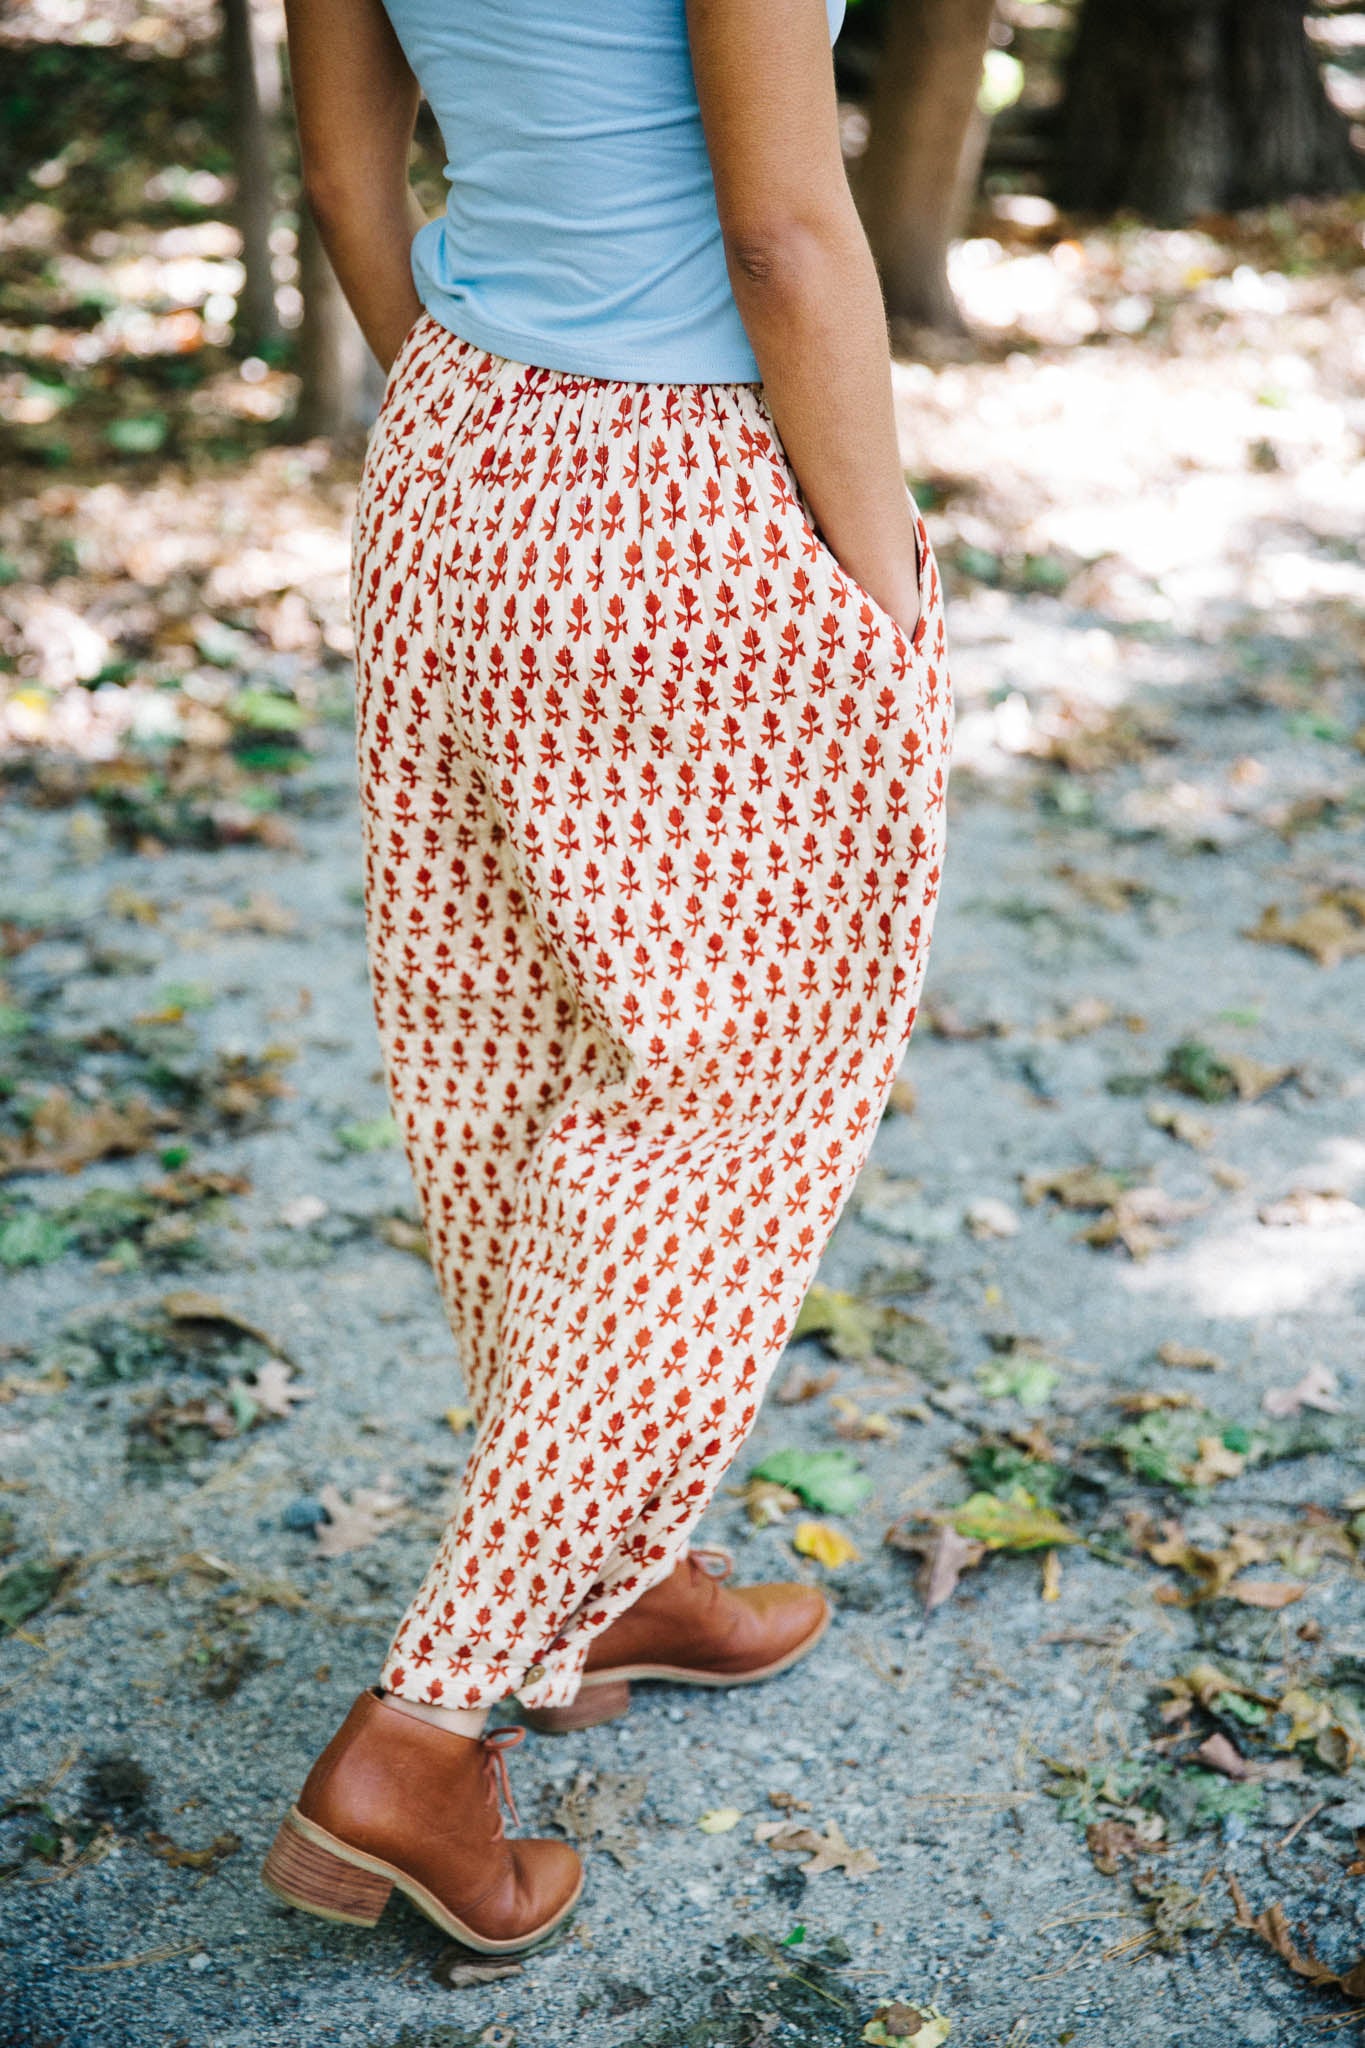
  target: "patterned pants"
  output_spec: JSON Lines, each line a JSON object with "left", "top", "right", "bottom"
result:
{"left": 352, "top": 313, "right": 953, "bottom": 1711}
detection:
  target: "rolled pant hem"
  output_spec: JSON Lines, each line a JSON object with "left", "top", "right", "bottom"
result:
{"left": 380, "top": 1646, "right": 587, "bottom": 1713}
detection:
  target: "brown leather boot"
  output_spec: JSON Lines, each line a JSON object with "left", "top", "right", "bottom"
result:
{"left": 261, "top": 1687, "right": 582, "bottom": 1952}
{"left": 522, "top": 1547, "right": 831, "bottom": 1734}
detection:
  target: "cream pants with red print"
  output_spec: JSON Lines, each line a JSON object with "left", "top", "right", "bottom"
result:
{"left": 352, "top": 313, "right": 953, "bottom": 1712}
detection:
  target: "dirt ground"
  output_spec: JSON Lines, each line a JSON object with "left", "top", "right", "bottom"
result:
{"left": 3, "top": 218, "right": 1365, "bottom": 2047}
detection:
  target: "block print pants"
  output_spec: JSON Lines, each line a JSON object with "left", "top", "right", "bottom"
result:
{"left": 351, "top": 312, "right": 953, "bottom": 1711}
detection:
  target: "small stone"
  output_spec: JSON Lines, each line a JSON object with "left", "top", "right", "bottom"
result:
{"left": 282, "top": 1496, "right": 326, "bottom": 1532}
{"left": 187, "top": 1953, "right": 211, "bottom": 1974}
{"left": 964, "top": 1196, "right": 1020, "bottom": 1240}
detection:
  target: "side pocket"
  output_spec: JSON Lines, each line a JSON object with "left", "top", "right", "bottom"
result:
{"left": 805, "top": 485, "right": 929, "bottom": 654}
{"left": 374, "top": 308, "right": 431, "bottom": 429}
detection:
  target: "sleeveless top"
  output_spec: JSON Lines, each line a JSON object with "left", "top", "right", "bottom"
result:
{"left": 381, "top": 0, "right": 847, "bottom": 385}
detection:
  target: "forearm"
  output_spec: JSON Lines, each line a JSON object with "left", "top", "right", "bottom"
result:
{"left": 306, "top": 178, "right": 425, "bottom": 371}
{"left": 729, "top": 214, "right": 922, "bottom": 634}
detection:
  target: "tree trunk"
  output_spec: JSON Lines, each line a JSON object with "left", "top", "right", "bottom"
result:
{"left": 854, "top": 0, "right": 999, "bottom": 333}
{"left": 292, "top": 205, "right": 375, "bottom": 439}
{"left": 1054, "top": 0, "right": 1362, "bottom": 221}
{"left": 221, "top": 0, "right": 280, "bottom": 350}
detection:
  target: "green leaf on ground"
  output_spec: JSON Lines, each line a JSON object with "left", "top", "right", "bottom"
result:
{"left": 0, "top": 1210, "right": 73, "bottom": 1268}
{"left": 792, "top": 1285, "right": 953, "bottom": 1380}
{"left": 0, "top": 1555, "right": 79, "bottom": 1632}
{"left": 336, "top": 1115, "right": 401, "bottom": 1152}
{"left": 1110, "top": 1408, "right": 1272, "bottom": 1489}
{"left": 976, "top": 1354, "right": 1060, "bottom": 1406}
{"left": 749, "top": 1447, "right": 874, "bottom": 1515}
{"left": 962, "top": 1442, "right": 1064, "bottom": 1508}
{"left": 941, "top": 1491, "right": 1078, "bottom": 1551}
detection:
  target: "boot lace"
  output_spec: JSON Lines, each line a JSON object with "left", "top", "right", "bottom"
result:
{"left": 479, "top": 1725, "right": 524, "bottom": 1836}
{"left": 687, "top": 1543, "right": 734, "bottom": 1584}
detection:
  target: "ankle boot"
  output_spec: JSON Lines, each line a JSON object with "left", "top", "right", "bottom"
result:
{"left": 262, "top": 1687, "right": 582, "bottom": 1951}
{"left": 523, "top": 1547, "right": 830, "bottom": 1734}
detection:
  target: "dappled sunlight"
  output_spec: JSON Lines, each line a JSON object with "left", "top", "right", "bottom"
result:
{"left": 886, "top": 200, "right": 1365, "bottom": 782}
{"left": 1124, "top": 1137, "right": 1365, "bottom": 1318}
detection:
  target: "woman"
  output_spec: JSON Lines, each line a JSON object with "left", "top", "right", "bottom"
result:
{"left": 263, "top": 0, "right": 953, "bottom": 1956}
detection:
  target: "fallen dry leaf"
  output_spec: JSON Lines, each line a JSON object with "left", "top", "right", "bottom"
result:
{"left": 1195, "top": 1732, "right": 1252, "bottom": 1780}
{"left": 1262, "top": 1361, "right": 1343, "bottom": 1418}
{"left": 697, "top": 1807, "right": 742, "bottom": 1834}
{"left": 551, "top": 1770, "right": 646, "bottom": 1869}
{"left": 106, "top": 885, "right": 162, "bottom": 924}
{"left": 1158, "top": 1662, "right": 1279, "bottom": 1726}
{"left": 1157, "top": 1341, "right": 1225, "bottom": 1371}
{"left": 863, "top": 2001, "right": 953, "bottom": 2047}
{"left": 377, "top": 1214, "right": 429, "bottom": 1257}
{"left": 208, "top": 891, "right": 300, "bottom": 936}
{"left": 1219, "top": 1052, "right": 1294, "bottom": 1102}
{"left": 753, "top": 1817, "right": 879, "bottom": 1877}
{"left": 1056, "top": 866, "right": 1151, "bottom": 913}
{"left": 885, "top": 1519, "right": 987, "bottom": 1613}
{"left": 144, "top": 1829, "right": 241, "bottom": 1872}
{"left": 1114, "top": 1390, "right": 1205, "bottom": 1414}
{"left": 792, "top": 1519, "right": 860, "bottom": 1569}
{"left": 1147, "top": 1101, "right": 1214, "bottom": 1150}
{"left": 313, "top": 1482, "right": 406, "bottom": 1559}
{"left": 1227, "top": 1874, "right": 1365, "bottom": 2000}
{"left": 1245, "top": 891, "right": 1365, "bottom": 969}
{"left": 1275, "top": 1687, "right": 1360, "bottom": 1771}
{"left": 1081, "top": 1184, "right": 1205, "bottom": 1259}
{"left": 941, "top": 1493, "right": 1079, "bottom": 1551}
{"left": 1187, "top": 1435, "right": 1246, "bottom": 1486}
{"left": 1040, "top": 994, "right": 1122, "bottom": 1039}
{"left": 1021, "top": 1164, "right": 1127, "bottom": 1210}
{"left": 432, "top": 1945, "right": 522, "bottom": 1989}
{"left": 237, "top": 1357, "right": 312, "bottom": 1420}
{"left": 775, "top": 1365, "right": 839, "bottom": 1405}
{"left": 1224, "top": 1577, "right": 1307, "bottom": 1610}
{"left": 444, "top": 1404, "right": 476, "bottom": 1435}
{"left": 160, "top": 1290, "right": 293, "bottom": 1361}
{"left": 737, "top": 1478, "right": 802, "bottom": 1527}
{"left": 0, "top": 1088, "right": 176, "bottom": 1179}
{"left": 829, "top": 1395, "right": 898, "bottom": 1442}
{"left": 963, "top": 1196, "right": 1019, "bottom": 1239}
{"left": 1042, "top": 702, "right": 1174, "bottom": 774}
{"left": 1086, "top": 1816, "right": 1167, "bottom": 1874}
{"left": 922, "top": 998, "right": 1007, "bottom": 1041}
{"left": 1131, "top": 1516, "right": 1266, "bottom": 1604}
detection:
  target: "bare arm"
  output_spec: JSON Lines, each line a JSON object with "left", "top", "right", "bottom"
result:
{"left": 283, "top": 0, "right": 425, "bottom": 370}
{"left": 687, "top": 0, "right": 922, "bottom": 635}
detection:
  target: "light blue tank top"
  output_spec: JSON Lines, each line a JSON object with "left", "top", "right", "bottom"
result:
{"left": 382, "top": 0, "right": 847, "bottom": 385}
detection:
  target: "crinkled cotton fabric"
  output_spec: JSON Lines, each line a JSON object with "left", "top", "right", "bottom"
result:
{"left": 351, "top": 313, "right": 953, "bottom": 1710}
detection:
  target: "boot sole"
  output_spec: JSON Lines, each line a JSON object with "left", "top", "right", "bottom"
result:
{"left": 260, "top": 1804, "right": 583, "bottom": 1954}
{"left": 522, "top": 1594, "right": 833, "bottom": 1734}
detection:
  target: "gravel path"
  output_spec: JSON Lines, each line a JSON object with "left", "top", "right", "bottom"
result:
{"left": 3, "top": 333, "right": 1365, "bottom": 2047}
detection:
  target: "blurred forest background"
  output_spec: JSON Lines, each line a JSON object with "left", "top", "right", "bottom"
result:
{"left": 2, "top": 0, "right": 1363, "bottom": 459}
